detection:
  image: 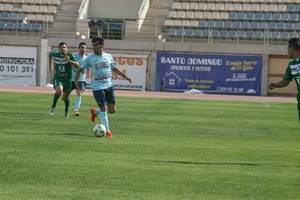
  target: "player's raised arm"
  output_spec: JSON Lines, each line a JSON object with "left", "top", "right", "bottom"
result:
{"left": 112, "top": 68, "right": 132, "bottom": 83}
{"left": 64, "top": 53, "right": 80, "bottom": 68}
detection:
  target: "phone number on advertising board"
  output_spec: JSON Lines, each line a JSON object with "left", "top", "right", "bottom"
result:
{"left": 0, "top": 65, "right": 34, "bottom": 73}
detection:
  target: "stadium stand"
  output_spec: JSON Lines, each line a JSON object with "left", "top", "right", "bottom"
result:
{"left": 0, "top": 0, "right": 59, "bottom": 33}
{"left": 163, "top": 0, "right": 300, "bottom": 41}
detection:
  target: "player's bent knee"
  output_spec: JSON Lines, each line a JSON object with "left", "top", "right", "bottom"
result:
{"left": 108, "top": 109, "right": 116, "bottom": 114}
{"left": 108, "top": 105, "right": 116, "bottom": 114}
{"left": 99, "top": 105, "right": 106, "bottom": 112}
{"left": 55, "top": 90, "right": 62, "bottom": 95}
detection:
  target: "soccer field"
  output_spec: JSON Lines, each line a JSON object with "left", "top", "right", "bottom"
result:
{"left": 0, "top": 92, "right": 299, "bottom": 200}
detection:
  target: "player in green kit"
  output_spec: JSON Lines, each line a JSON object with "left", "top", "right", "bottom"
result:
{"left": 270, "top": 38, "right": 300, "bottom": 121}
{"left": 49, "top": 42, "right": 79, "bottom": 119}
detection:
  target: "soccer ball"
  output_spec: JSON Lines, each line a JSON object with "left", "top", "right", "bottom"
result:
{"left": 93, "top": 124, "right": 107, "bottom": 137}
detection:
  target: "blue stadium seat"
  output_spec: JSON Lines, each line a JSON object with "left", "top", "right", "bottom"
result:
{"left": 271, "top": 32, "right": 281, "bottom": 40}
{"left": 176, "top": 29, "right": 184, "bottom": 37}
{"left": 0, "top": 22, "right": 5, "bottom": 30}
{"left": 253, "top": 31, "right": 264, "bottom": 39}
{"left": 6, "top": 23, "right": 16, "bottom": 30}
{"left": 285, "top": 23, "right": 294, "bottom": 30}
{"left": 276, "top": 23, "right": 285, "bottom": 30}
{"left": 294, "top": 23, "right": 300, "bottom": 30}
{"left": 296, "top": 5, "right": 300, "bottom": 12}
{"left": 184, "top": 29, "right": 194, "bottom": 37}
{"left": 202, "top": 29, "right": 209, "bottom": 37}
{"left": 199, "top": 21, "right": 207, "bottom": 28}
{"left": 8, "top": 13, "right": 18, "bottom": 20}
{"left": 207, "top": 21, "right": 215, "bottom": 28}
{"left": 290, "top": 14, "right": 299, "bottom": 21}
{"left": 16, "top": 23, "right": 23, "bottom": 30}
{"left": 0, "top": 12, "right": 26, "bottom": 21}
{"left": 215, "top": 21, "right": 224, "bottom": 28}
{"left": 290, "top": 32, "right": 299, "bottom": 38}
{"left": 268, "top": 23, "right": 276, "bottom": 30}
{"left": 287, "top": 4, "right": 295, "bottom": 12}
{"left": 212, "top": 30, "right": 220, "bottom": 38}
{"left": 232, "top": 21, "right": 241, "bottom": 28}
{"left": 167, "top": 28, "right": 177, "bottom": 36}
{"left": 246, "top": 31, "right": 254, "bottom": 38}
{"left": 194, "top": 29, "right": 202, "bottom": 37}
{"left": 250, "top": 22, "right": 258, "bottom": 29}
{"left": 281, "top": 32, "right": 290, "bottom": 40}
{"left": 219, "top": 31, "right": 228, "bottom": 38}
{"left": 246, "top": 13, "right": 255, "bottom": 20}
{"left": 241, "top": 22, "right": 250, "bottom": 29}
{"left": 0, "top": 12, "right": 9, "bottom": 20}
{"left": 228, "top": 12, "right": 235, "bottom": 19}
{"left": 224, "top": 21, "right": 232, "bottom": 28}
{"left": 258, "top": 22, "right": 268, "bottom": 29}
{"left": 228, "top": 31, "right": 237, "bottom": 38}
{"left": 236, "top": 13, "right": 245, "bottom": 20}
{"left": 254, "top": 13, "right": 263, "bottom": 21}
{"left": 272, "top": 13, "right": 281, "bottom": 20}
{"left": 281, "top": 13, "right": 290, "bottom": 21}
{"left": 22, "top": 23, "right": 32, "bottom": 31}
{"left": 238, "top": 31, "right": 246, "bottom": 38}
{"left": 263, "top": 13, "right": 272, "bottom": 21}
{"left": 32, "top": 23, "right": 42, "bottom": 31}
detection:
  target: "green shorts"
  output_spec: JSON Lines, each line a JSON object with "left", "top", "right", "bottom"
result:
{"left": 53, "top": 78, "right": 72, "bottom": 93}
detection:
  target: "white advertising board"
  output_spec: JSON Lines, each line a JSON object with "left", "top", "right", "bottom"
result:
{"left": 0, "top": 46, "right": 37, "bottom": 86}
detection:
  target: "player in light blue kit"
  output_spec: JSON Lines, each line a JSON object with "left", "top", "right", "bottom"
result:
{"left": 71, "top": 42, "right": 88, "bottom": 116}
{"left": 81, "top": 37, "right": 131, "bottom": 138}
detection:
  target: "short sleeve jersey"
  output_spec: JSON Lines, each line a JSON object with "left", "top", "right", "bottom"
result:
{"left": 49, "top": 51, "right": 75, "bottom": 81}
{"left": 71, "top": 53, "right": 87, "bottom": 82}
{"left": 81, "top": 52, "right": 117, "bottom": 91}
{"left": 283, "top": 58, "right": 300, "bottom": 95}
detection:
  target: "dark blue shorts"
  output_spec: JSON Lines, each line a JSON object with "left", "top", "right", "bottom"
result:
{"left": 72, "top": 81, "right": 86, "bottom": 91}
{"left": 93, "top": 87, "right": 116, "bottom": 106}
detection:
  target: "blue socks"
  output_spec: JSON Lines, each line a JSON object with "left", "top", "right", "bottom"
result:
{"left": 74, "top": 95, "right": 81, "bottom": 111}
{"left": 97, "top": 109, "right": 110, "bottom": 132}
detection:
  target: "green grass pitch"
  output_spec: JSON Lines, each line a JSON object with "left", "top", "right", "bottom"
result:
{"left": 0, "top": 91, "right": 299, "bottom": 200}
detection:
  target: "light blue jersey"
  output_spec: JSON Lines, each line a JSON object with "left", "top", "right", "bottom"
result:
{"left": 81, "top": 52, "right": 117, "bottom": 91}
{"left": 71, "top": 53, "right": 87, "bottom": 82}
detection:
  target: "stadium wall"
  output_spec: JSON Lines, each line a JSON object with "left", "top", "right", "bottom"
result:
{"left": 268, "top": 55, "right": 297, "bottom": 96}
{"left": 89, "top": 0, "right": 144, "bottom": 19}
{"left": 0, "top": 35, "right": 296, "bottom": 96}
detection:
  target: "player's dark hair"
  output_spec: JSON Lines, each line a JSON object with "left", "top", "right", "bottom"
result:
{"left": 58, "top": 42, "right": 67, "bottom": 48}
{"left": 92, "top": 37, "right": 104, "bottom": 45}
{"left": 79, "top": 42, "right": 87, "bottom": 48}
{"left": 288, "top": 38, "right": 300, "bottom": 51}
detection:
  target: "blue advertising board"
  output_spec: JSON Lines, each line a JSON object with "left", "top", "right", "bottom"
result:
{"left": 156, "top": 52, "right": 263, "bottom": 95}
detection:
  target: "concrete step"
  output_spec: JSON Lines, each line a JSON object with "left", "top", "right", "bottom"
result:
{"left": 54, "top": 18, "right": 77, "bottom": 23}
{"left": 53, "top": 22, "right": 76, "bottom": 28}
{"left": 47, "top": 0, "right": 82, "bottom": 38}
{"left": 61, "top": 0, "right": 82, "bottom": 4}
{"left": 55, "top": 13, "right": 78, "bottom": 18}
{"left": 48, "top": 31, "right": 76, "bottom": 37}
{"left": 51, "top": 28, "right": 76, "bottom": 32}
{"left": 135, "top": 0, "right": 173, "bottom": 37}
{"left": 59, "top": 4, "right": 78, "bottom": 8}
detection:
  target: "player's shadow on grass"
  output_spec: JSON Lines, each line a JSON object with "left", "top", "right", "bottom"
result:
{"left": 153, "top": 160, "right": 258, "bottom": 166}
{"left": 62, "top": 133, "right": 94, "bottom": 138}
{"left": 152, "top": 160, "right": 300, "bottom": 168}
{"left": 9, "top": 132, "right": 93, "bottom": 138}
